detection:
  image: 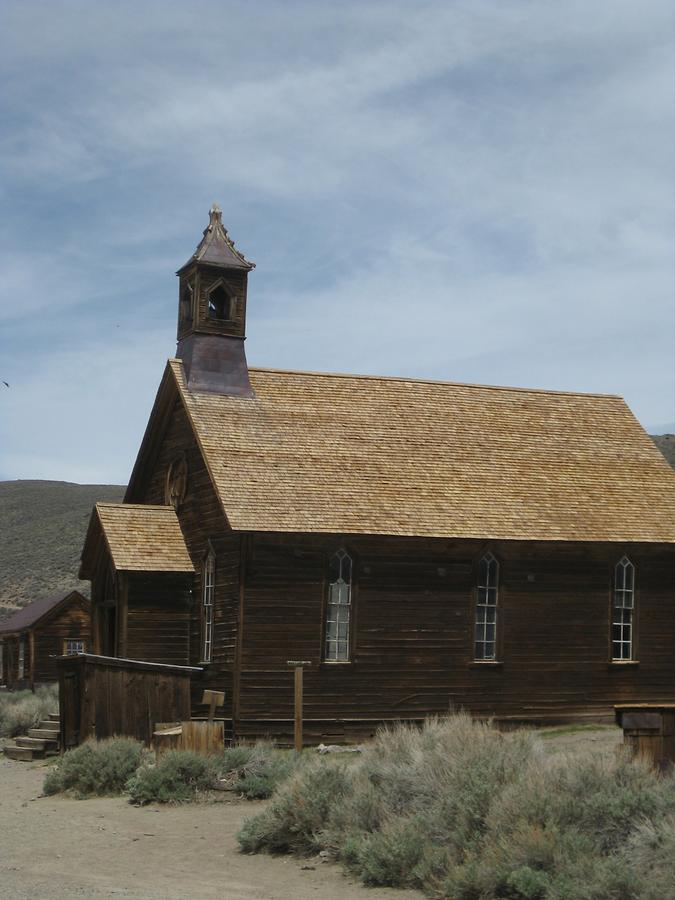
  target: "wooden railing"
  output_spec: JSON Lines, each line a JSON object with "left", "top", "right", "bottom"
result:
{"left": 57, "top": 654, "right": 202, "bottom": 749}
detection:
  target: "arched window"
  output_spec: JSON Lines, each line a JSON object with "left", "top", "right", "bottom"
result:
{"left": 325, "top": 549, "right": 352, "bottom": 662}
{"left": 207, "top": 283, "right": 231, "bottom": 320}
{"left": 202, "top": 549, "right": 215, "bottom": 662}
{"left": 475, "top": 552, "right": 499, "bottom": 660}
{"left": 612, "top": 556, "right": 635, "bottom": 661}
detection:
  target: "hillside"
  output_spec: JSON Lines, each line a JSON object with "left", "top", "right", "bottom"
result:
{"left": 653, "top": 434, "right": 675, "bottom": 469}
{"left": 0, "top": 480, "right": 125, "bottom": 620}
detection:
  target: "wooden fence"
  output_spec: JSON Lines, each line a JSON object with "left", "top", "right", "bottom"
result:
{"left": 58, "top": 654, "right": 202, "bottom": 749}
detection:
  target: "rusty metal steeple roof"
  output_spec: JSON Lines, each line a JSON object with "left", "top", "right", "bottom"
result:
{"left": 178, "top": 204, "right": 255, "bottom": 273}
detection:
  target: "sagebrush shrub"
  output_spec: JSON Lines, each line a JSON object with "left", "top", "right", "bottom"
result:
{"left": 236, "top": 714, "right": 675, "bottom": 900}
{"left": 43, "top": 737, "right": 143, "bottom": 798}
{"left": 126, "top": 750, "right": 214, "bottom": 804}
{"left": 238, "top": 758, "right": 350, "bottom": 854}
{"left": 0, "top": 684, "right": 58, "bottom": 737}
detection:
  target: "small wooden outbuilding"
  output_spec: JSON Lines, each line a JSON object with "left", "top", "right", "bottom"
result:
{"left": 0, "top": 591, "right": 90, "bottom": 690}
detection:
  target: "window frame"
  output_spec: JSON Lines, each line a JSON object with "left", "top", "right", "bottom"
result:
{"left": 17, "top": 637, "right": 25, "bottom": 680}
{"left": 63, "top": 639, "right": 86, "bottom": 656}
{"left": 322, "top": 548, "right": 356, "bottom": 664}
{"left": 201, "top": 545, "right": 216, "bottom": 664}
{"left": 473, "top": 550, "right": 501, "bottom": 663}
{"left": 610, "top": 555, "right": 637, "bottom": 663}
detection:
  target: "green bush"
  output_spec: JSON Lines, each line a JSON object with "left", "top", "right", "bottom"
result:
{"left": 43, "top": 737, "right": 143, "bottom": 798}
{"left": 126, "top": 750, "right": 214, "bottom": 804}
{"left": 238, "top": 758, "right": 351, "bottom": 854}
{"left": 0, "top": 684, "right": 58, "bottom": 737}
{"left": 216, "top": 741, "right": 297, "bottom": 799}
{"left": 236, "top": 715, "right": 675, "bottom": 899}
{"left": 445, "top": 749, "right": 671, "bottom": 899}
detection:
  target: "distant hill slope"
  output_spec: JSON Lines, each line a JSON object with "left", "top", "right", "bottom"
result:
{"left": 653, "top": 434, "right": 675, "bottom": 469}
{"left": 0, "top": 480, "right": 125, "bottom": 620}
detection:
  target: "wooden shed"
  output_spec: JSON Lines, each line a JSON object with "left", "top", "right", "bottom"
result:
{"left": 77, "top": 207, "right": 675, "bottom": 744}
{"left": 0, "top": 590, "right": 90, "bottom": 690}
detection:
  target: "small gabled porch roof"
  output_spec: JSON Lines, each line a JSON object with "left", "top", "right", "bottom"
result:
{"left": 80, "top": 503, "right": 194, "bottom": 579}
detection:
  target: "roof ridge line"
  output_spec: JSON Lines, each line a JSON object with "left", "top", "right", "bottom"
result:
{"left": 96, "top": 502, "right": 175, "bottom": 511}
{"left": 244, "top": 364, "right": 622, "bottom": 401}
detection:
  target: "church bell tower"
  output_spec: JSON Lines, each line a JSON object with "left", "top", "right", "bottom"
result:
{"left": 176, "top": 205, "right": 255, "bottom": 396}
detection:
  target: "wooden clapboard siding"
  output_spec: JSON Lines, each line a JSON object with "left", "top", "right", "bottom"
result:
{"left": 133, "top": 398, "right": 241, "bottom": 718}
{"left": 125, "top": 573, "right": 191, "bottom": 666}
{"left": 32, "top": 596, "right": 91, "bottom": 683}
{"left": 235, "top": 533, "right": 675, "bottom": 737}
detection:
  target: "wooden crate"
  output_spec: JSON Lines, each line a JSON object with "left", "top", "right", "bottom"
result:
{"left": 153, "top": 720, "right": 225, "bottom": 756}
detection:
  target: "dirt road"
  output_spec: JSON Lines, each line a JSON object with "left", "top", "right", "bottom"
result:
{"left": 0, "top": 754, "right": 420, "bottom": 900}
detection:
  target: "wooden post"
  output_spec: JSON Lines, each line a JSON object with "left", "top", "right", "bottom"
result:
{"left": 287, "top": 661, "right": 311, "bottom": 752}
{"left": 28, "top": 631, "right": 35, "bottom": 691}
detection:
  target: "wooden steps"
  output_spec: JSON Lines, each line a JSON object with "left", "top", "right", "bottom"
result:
{"left": 3, "top": 712, "right": 61, "bottom": 762}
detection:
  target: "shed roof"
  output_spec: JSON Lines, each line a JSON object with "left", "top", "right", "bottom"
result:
{"left": 165, "top": 358, "right": 675, "bottom": 543}
{"left": 0, "top": 590, "right": 88, "bottom": 636}
{"left": 80, "top": 503, "right": 194, "bottom": 578}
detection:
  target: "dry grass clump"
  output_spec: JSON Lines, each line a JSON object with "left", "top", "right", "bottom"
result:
{"left": 0, "top": 684, "right": 58, "bottom": 737}
{"left": 237, "top": 714, "right": 675, "bottom": 899}
{"left": 43, "top": 737, "right": 144, "bottom": 798}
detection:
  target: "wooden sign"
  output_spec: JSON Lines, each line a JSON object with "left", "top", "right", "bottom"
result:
{"left": 201, "top": 689, "right": 225, "bottom": 722}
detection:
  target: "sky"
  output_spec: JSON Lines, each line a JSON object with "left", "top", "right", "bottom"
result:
{"left": 1, "top": 0, "right": 674, "bottom": 484}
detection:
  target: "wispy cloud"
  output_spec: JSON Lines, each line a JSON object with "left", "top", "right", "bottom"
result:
{"left": 1, "top": 0, "right": 674, "bottom": 481}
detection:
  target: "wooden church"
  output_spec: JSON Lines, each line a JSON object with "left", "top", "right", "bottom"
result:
{"left": 79, "top": 206, "right": 675, "bottom": 742}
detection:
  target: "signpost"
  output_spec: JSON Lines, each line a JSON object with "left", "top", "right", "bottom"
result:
{"left": 287, "top": 660, "right": 312, "bottom": 752}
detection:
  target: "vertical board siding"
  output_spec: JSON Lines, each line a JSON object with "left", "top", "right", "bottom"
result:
{"left": 58, "top": 655, "right": 194, "bottom": 747}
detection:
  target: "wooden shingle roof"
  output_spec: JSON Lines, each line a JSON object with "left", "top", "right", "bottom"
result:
{"left": 80, "top": 503, "right": 194, "bottom": 578}
{"left": 163, "top": 359, "right": 675, "bottom": 542}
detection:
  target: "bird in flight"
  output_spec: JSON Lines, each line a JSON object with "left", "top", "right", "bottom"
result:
{"left": 2, "top": 381, "right": 9, "bottom": 388}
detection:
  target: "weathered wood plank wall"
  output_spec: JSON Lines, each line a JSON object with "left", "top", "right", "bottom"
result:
{"left": 235, "top": 533, "right": 675, "bottom": 739}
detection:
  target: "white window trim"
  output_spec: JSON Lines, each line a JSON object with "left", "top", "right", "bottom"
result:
{"left": 612, "top": 556, "right": 635, "bottom": 661}
{"left": 18, "top": 638, "right": 25, "bottom": 679}
{"left": 474, "top": 552, "right": 499, "bottom": 661}
{"left": 202, "top": 550, "right": 215, "bottom": 663}
{"left": 64, "top": 639, "right": 86, "bottom": 656}
{"left": 324, "top": 549, "right": 353, "bottom": 663}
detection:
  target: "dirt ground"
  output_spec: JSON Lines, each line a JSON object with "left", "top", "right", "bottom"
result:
{"left": 0, "top": 748, "right": 420, "bottom": 900}
{"left": 0, "top": 727, "right": 622, "bottom": 900}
